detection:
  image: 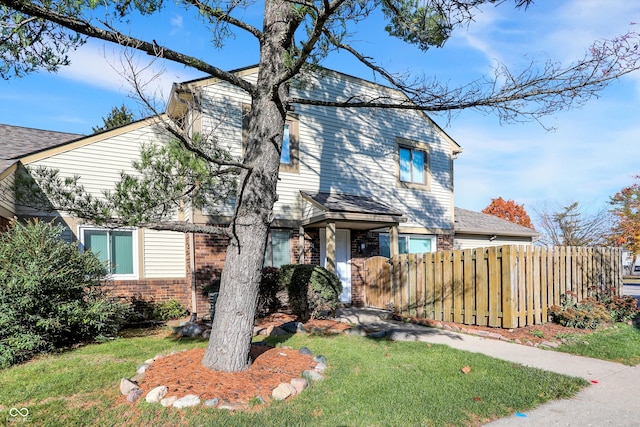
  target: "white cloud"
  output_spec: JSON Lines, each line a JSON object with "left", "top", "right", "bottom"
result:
{"left": 57, "top": 40, "right": 203, "bottom": 100}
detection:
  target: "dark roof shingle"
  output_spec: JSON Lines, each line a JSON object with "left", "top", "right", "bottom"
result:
{"left": 454, "top": 207, "right": 539, "bottom": 237}
{"left": 0, "top": 123, "right": 81, "bottom": 160}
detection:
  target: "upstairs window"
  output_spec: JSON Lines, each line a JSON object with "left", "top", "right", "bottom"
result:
{"left": 243, "top": 104, "right": 299, "bottom": 173}
{"left": 399, "top": 146, "right": 425, "bottom": 184}
{"left": 396, "top": 138, "right": 430, "bottom": 189}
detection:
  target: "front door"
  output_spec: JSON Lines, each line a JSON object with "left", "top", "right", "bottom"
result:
{"left": 320, "top": 228, "right": 351, "bottom": 303}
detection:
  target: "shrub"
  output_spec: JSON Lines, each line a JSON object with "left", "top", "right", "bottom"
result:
{"left": 0, "top": 220, "right": 129, "bottom": 368}
{"left": 549, "top": 293, "right": 611, "bottom": 329}
{"left": 257, "top": 267, "right": 282, "bottom": 317}
{"left": 127, "top": 296, "right": 188, "bottom": 322}
{"left": 153, "top": 298, "right": 188, "bottom": 321}
{"left": 586, "top": 284, "right": 639, "bottom": 323}
{"left": 606, "top": 295, "right": 639, "bottom": 323}
{"left": 280, "top": 264, "right": 342, "bottom": 321}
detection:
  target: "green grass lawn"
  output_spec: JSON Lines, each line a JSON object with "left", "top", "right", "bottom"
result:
{"left": 555, "top": 322, "right": 640, "bottom": 365}
{"left": 0, "top": 327, "right": 587, "bottom": 427}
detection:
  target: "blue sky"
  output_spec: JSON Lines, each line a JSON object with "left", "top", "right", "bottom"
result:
{"left": 1, "top": 1, "right": 639, "bottom": 223}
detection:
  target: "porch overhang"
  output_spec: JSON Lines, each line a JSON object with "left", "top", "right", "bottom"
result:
{"left": 300, "top": 191, "right": 406, "bottom": 230}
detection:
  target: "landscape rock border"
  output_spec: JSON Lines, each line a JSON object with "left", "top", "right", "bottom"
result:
{"left": 118, "top": 345, "right": 326, "bottom": 409}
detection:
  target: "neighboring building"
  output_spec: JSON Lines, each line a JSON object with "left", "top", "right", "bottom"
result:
{"left": 453, "top": 207, "right": 540, "bottom": 250}
{"left": 1, "top": 65, "right": 469, "bottom": 313}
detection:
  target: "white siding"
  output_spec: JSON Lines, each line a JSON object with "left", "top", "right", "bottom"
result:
{"left": 0, "top": 170, "right": 16, "bottom": 218}
{"left": 143, "top": 229, "right": 186, "bottom": 278}
{"left": 198, "top": 69, "right": 454, "bottom": 231}
{"left": 26, "top": 125, "right": 169, "bottom": 197}
{"left": 454, "top": 234, "right": 534, "bottom": 250}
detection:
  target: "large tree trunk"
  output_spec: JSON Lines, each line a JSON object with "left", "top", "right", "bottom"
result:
{"left": 201, "top": 0, "right": 294, "bottom": 372}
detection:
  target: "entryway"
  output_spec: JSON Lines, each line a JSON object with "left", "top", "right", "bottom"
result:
{"left": 320, "top": 228, "right": 351, "bottom": 303}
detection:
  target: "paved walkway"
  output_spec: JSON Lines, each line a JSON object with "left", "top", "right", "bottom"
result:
{"left": 335, "top": 307, "right": 640, "bottom": 426}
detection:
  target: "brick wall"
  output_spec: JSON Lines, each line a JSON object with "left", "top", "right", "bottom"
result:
{"left": 104, "top": 278, "right": 192, "bottom": 311}
{"left": 437, "top": 234, "right": 454, "bottom": 251}
{"left": 0, "top": 216, "right": 10, "bottom": 231}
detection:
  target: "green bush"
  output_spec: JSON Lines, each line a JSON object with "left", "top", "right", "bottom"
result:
{"left": 0, "top": 220, "right": 129, "bottom": 368}
{"left": 257, "top": 267, "right": 282, "bottom": 317}
{"left": 127, "top": 296, "right": 187, "bottom": 322}
{"left": 153, "top": 298, "right": 188, "bottom": 321}
{"left": 549, "top": 293, "right": 611, "bottom": 329}
{"left": 280, "top": 264, "right": 342, "bottom": 321}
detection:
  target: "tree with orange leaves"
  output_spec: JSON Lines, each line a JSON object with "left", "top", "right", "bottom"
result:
{"left": 482, "top": 197, "right": 534, "bottom": 229}
{"left": 610, "top": 176, "right": 640, "bottom": 254}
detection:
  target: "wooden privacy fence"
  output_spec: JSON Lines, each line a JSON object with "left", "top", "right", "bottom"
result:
{"left": 363, "top": 245, "right": 624, "bottom": 328}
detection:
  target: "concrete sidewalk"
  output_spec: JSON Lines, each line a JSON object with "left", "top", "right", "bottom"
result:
{"left": 336, "top": 307, "right": 640, "bottom": 426}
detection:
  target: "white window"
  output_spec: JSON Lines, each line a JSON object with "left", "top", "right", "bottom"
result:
{"left": 79, "top": 227, "right": 138, "bottom": 279}
{"left": 399, "top": 146, "right": 425, "bottom": 184}
{"left": 379, "top": 233, "right": 436, "bottom": 258}
{"left": 396, "top": 138, "right": 430, "bottom": 189}
{"left": 264, "top": 230, "right": 291, "bottom": 267}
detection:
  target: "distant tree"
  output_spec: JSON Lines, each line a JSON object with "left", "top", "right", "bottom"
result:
{"left": 92, "top": 104, "right": 136, "bottom": 133}
{"left": 610, "top": 176, "right": 640, "bottom": 254}
{"left": 481, "top": 197, "right": 534, "bottom": 229}
{"left": 534, "top": 201, "right": 612, "bottom": 247}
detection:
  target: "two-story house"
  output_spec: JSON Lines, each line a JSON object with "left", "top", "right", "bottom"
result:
{"left": 1, "top": 65, "right": 484, "bottom": 316}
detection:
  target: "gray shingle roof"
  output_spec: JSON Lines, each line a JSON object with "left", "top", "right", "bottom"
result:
{"left": 301, "top": 191, "right": 404, "bottom": 216}
{"left": 0, "top": 123, "right": 81, "bottom": 160}
{"left": 454, "top": 207, "right": 539, "bottom": 237}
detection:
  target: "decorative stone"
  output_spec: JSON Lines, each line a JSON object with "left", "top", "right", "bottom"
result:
{"left": 272, "top": 383, "right": 297, "bottom": 400}
{"left": 282, "top": 321, "right": 306, "bottom": 333}
{"left": 130, "top": 373, "right": 146, "bottom": 383}
{"left": 368, "top": 330, "right": 387, "bottom": 339}
{"left": 173, "top": 394, "right": 201, "bottom": 408}
{"left": 201, "top": 329, "right": 211, "bottom": 339}
{"left": 290, "top": 377, "right": 309, "bottom": 394}
{"left": 172, "top": 322, "right": 205, "bottom": 338}
{"left": 302, "top": 370, "right": 324, "bottom": 381}
{"left": 314, "top": 362, "right": 327, "bottom": 372}
{"left": 127, "top": 388, "right": 143, "bottom": 403}
{"left": 120, "top": 378, "right": 139, "bottom": 395}
{"left": 313, "top": 355, "right": 327, "bottom": 364}
{"left": 299, "top": 347, "right": 313, "bottom": 355}
{"left": 540, "top": 341, "right": 559, "bottom": 348}
{"left": 145, "top": 385, "right": 168, "bottom": 403}
{"left": 144, "top": 358, "right": 155, "bottom": 365}
{"left": 345, "top": 326, "right": 367, "bottom": 336}
{"left": 136, "top": 363, "right": 149, "bottom": 374}
{"left": 269, "top": 327, "right": 289, "bottom": 337}
{"left": 204, "top": 398, "right": 220, "bottom": 407}
{"left": 160, "top": 396, "right": 177, "bottom": 407}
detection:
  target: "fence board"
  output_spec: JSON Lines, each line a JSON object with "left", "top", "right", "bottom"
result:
{"left": 363, "top": 245, "right": 623, "bottom": 328}
{"left": 453, "top": 250, "right": 464, "bottom": 323}
{"left": 463, "top": 249, "right": 475, "bottom": 324}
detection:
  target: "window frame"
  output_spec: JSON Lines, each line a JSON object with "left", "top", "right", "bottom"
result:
{"left": 396, "top": 137, "right": 430, "bottom": 190}
{"left": 264, "top": 229, "right": 292, "bottom": 268}
{"left": 78, "top": 226, "right": 139, "bottom": 280}
{"left": 378, "top": 233, "right": 437, "bottom": 258}
{"left": 242, "top": 104, "right": 299, "bottom": 173}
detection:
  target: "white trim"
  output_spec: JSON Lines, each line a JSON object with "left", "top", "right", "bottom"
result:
{"left": 78, "top": 225, "right": 139, "bottom": 280}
